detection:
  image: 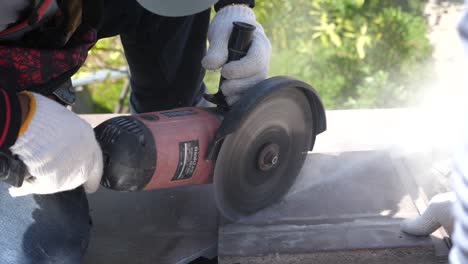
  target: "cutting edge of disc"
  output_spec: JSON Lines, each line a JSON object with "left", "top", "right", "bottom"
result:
{"left": 213, "top": 87, "right": 314, "bottom": 222}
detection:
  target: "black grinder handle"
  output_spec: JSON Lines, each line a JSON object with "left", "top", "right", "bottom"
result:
{"left": 204, "top": 21, "right": 256, "bottom": 109}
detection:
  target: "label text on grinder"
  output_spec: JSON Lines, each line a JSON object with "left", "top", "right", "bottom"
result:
{"left": 172, "top": 140, "right": 199, "bottom": 181}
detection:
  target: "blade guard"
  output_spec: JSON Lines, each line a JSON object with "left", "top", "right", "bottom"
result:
{"left": 207, "top": 76, "right": 326, "bottom": 161}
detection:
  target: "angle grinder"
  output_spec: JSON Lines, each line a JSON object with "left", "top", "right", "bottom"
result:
{"left": 0, "top": 22, "right": 326, "bottom": 222}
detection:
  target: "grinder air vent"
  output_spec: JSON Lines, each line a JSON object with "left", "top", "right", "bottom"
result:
{"left": 112, "top": 117, "right": 144, "bottom": 135}
{"left": 94, "top": 116, "right": 157, "bottom": 191}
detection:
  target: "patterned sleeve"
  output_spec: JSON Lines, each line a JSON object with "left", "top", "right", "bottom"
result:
{"left": 0, "top": 88, "right": 21, "bottom": 150}
{"left": 449, "top": 12, "right": 468, "bottom": 264}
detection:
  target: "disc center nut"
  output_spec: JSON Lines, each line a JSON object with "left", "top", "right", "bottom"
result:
{"left": 258, "top": 143, "right": 280, "bottom": 171}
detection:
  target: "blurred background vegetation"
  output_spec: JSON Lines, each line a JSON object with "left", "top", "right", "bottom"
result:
{"left": 76, "top": 0, "right": 434, "bottom": 113}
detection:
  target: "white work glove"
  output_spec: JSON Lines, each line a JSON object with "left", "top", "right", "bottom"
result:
{"left": 9, "top": 92, "right": 103, "bottom": 196}
{"left": 202, "top": 5, "right": 272, "bottom": 105}
{"left": 400, "top": 192, "right": 455, "bottom": 236}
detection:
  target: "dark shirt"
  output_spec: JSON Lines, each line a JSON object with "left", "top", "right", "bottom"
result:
{"left": 0, "top": 0, "right": 255, "bottom": 151}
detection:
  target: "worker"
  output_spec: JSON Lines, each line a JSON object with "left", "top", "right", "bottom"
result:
{"left": 0, "top": 0, "right": 271, "bottom": 262}
{"left": 400, "top": 7, "right": 468, "bottom": 264}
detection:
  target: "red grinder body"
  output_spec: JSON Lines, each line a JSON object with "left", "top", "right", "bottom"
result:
{"left": 94, "top": 107, "right": 222, "bottom": 191}
{"left": 93, "top": 76, "right": 327, "bottom": 222}
{"left": 90, "top": 21, "right": 327, "bottom": 222}
{"left": 94, "top": 21, "right": 255, "bottom": 193}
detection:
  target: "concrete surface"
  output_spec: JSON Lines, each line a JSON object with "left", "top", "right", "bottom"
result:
{"left": 83, "top": 186, "right": 218, "bottom": 264}
{"left": 218, "top": 152, "right": 446, "bottom": 264}
{"left": 219, "top": 249, "right": 436, "bottom": 264}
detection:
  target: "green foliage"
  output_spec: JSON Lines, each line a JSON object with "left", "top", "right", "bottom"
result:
{"left": 255, "top": 0, "right": 433, "bottom": 109}
{"left": 81, "top": 0, "right": 433, "bottom": 112}
{"left": 87, "top": 79, "right": 128, "bottom": 113}
{"left": 75, "top": 37, "right": 128, "bottom": 113}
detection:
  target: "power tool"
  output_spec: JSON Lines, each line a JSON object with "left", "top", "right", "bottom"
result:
{"left": 0, "top": 22, "right": 326, "bottom": 222}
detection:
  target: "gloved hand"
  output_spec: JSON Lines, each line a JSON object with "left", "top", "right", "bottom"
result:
{"left": 8, "top": 92, "right": 103, "bottom": 196}
{"left": 202, "top": 4, "right": 272, "bottom": 105}
{"left": 400, "top": 192, "right": 456, "bottom": 236}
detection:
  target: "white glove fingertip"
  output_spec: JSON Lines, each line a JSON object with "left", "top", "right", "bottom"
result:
{"left": 400, "top": 218, "right": 436, "bottom": 236}
{"left": 83, "top": 150, "right": 104, "bottom": 193}
{"left": 203, "top": 10, "right": 233, "bottom": 70}
{"left": 220, "top": 80, "right": 238, "bottom": 97}
{"left": 83, "top": 181, "right": 99, "bottom": 194}
{"left": 221, "top": 68, "right": 268, "bottom": 94}
{"left": 9, "top": 181, "right": 35, "bottom": 197}
{"left": 9, "top": 188, "right": 26, "bottom": 197}
{"left": 202, "top": 51, "right": 228, "bottom": 70}
{"left": 221, "top": 60, "right": 254, "bottom": 80}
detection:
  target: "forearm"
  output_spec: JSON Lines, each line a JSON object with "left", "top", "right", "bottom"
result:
{"left": 214, "top": 0, "right": 255, "bottom": 11}
{"left": 0, "top": 89, "right": 22, "bottom": 150}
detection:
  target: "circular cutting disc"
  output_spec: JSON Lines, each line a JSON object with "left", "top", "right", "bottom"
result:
{"left": 214, "top": 88, "right": 314, "bottom": 221}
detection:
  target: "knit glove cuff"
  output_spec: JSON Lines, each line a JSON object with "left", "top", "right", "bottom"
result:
{"left": 9, "top": 92, "right": 103, "bottom": 196}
